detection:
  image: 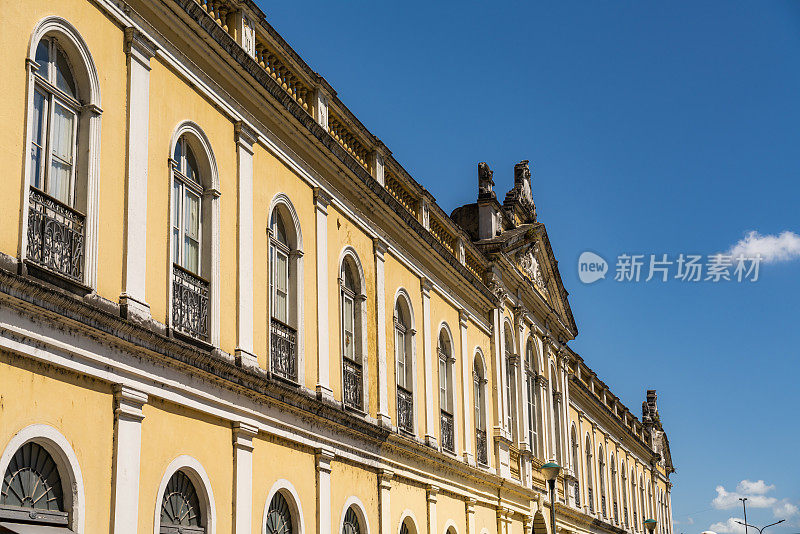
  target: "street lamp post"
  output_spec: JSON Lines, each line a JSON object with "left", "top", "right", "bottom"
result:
{"left": 541, "top": 462, "right": 561, "bottom": 534}
{"left": 644, "top": 518, "right": 657, "bottom": 534}
{"left": 739, "top": 498, "right": 748, "bottom": 534}
{"left": 736, "top": 519, "right": 785, "bottom": 534}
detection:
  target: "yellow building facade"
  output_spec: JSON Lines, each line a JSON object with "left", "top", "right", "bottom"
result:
{"left": 0, "top": 2, "right": 674, "bottom": 534}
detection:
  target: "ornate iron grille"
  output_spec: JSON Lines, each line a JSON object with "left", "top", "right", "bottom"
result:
{"left": 602, "top": 494, "right": 607, "bottom": 517}
{"left": 440, "top": 410, "right": 454, "bottom": 452}
{"left": 625, "top": 507, "right": 629, "bottom": 530}
{"left": 27, "top": 187, "right": 85, "bottom": 282}
{"left": 614, "top": 501, "right": 619, "bottom": 523}
{"left": 172, "top": 264, "right": 209, "bottom": 341}
{"left": 588, "top": 487, "right": 594, "bottom": 513}
{"left": 574, "top": 480, "right": 581, "bottom": 508}
{"left": 270, "top": 318, "right": 297, "bottom": 381}
{"left": 475, "top": 428, "right": 488, "bottom": 465}
{"left": 634, "top": 510, "right": 638, "bottom": 530}
{"left": 343, "top": 358, "right": 363, "bottom": 410}
{"left": 397, "top": 386, "right": 413, "bottom": 433}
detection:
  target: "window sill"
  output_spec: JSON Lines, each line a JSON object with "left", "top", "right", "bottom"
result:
{"left": 24, "top": 259, "right": 91, "bottom": 297}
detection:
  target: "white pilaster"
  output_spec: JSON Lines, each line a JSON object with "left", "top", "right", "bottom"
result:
{"left": 120, "top": 28, "right": 156, "bottom": 322}
{"left": 374, "top": 238, "right": 390, "bottom": 426}
{"left": 316, "top": 448, "right": 335, "bottom": 534}
{"left": 426, "top": 485, "right": 438, "bottom": 534}
{"left": 465, "top": 498, "right": 476, "bottom": 534}
{"left": 371, "top": 151, "right": 385, "bottom": 186}
{"left": 379, "top": 470, "right": 393, "bottom": 534}
{"left": 314, "top": 188, "right": 333, "bottom": 401}
{"left": 516, "top": 315, "right": 529, "bottom": 452}
{"left": 421, "top": 278, "right": 437, "bottom": 447}
{"left": 111, "top": 385, "right": 147, "bottom": 534}
{"left": 459, "top": 310, "right": 474, "bottom": 465}
{"left": 233, "top": 422, "right": 258, "bottom": 534}
{"left": 235, "top": 122, "right": 258, "bottom": 368}
{"left": 315, "top": 88, "right": 329, "bottom": 131}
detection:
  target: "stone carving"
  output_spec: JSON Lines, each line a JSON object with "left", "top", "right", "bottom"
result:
{"left": 478, "top": 162, "right": 495, "bottom": 198}
{"left": 516, "top": 244, "right": 546, "bottom": 291}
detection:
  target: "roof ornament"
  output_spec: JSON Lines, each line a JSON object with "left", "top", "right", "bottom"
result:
{"left": 478, "top": 162, "right": 495, "bottom": 199}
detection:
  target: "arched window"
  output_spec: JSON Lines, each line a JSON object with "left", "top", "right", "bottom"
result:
{"left": 503, "top": 323, "right": 517, "bottom": 441}
{"left": 340, "top": 252, "right": 366, "bottom": 410}
{"left": 170, "top": 126, "right": 218, "bottom": 344}
{"left": 395, "top": 294, "right": 414, "bottom": 434}
{"left": 631, "top": 470, "right": 638, "bottom": 530}
{"left": 585, "top": 436, "right": 594, "bottom": 514}
{"left": 266, "top": 492, "right": 293, "bottom": 534}
{"left": 269, "top": 200, "right": 302, "bottom": 382}
{"left": 525, "top": 337, "right": 539, "bottom": 455}
{"left": 438, "top": 327, "right": 455, "bottom": 453}
{"left": 0, "top": 442, "right": 66, "bottom": 527}
{"left": 639, "top": 475, "right": 646, "bottom": 526}
{"left": 342, "top": 506, "right": 361, "bottom": 534}
{"left": 25, "top": 21, "right": 101, "bottom": 287}
{"left": 551, "top": 364, "right": 562, "bottom": 464}
{"left": 473, "top": 352, "right": 488, "bottom": 465}
{"left": 599, "top": 445, "right": 607, "bottom": 518}
{"left": 611, "top": 453, "right": 619, "bottom": 523}
{"left": 570, "top": 426, "right": 580, "bottom": 508}
{"left": 160, "top": 470, "right": 205, "bottom": 534}
{"left": 622, "top": 462, "right": 629, "bottom": 528}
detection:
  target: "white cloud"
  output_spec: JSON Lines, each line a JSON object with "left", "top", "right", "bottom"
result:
{"left": 737, "top": 480, "right": 775, "bottom": 495}
{"left": 774, "top": 500, "right": 799, "bottom": 518}
{"left": 710, "top": 517, "right": 746, "bottom": 534}
{"left": 713, "top": 483, "right": 777, "bottom": 510}
{"left": 726, "top": 231, "right": 800, "bottom": 263}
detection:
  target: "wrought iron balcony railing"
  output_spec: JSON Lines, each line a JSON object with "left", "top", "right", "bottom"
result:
{"left": 270, "top": 318, "right": 297, "bottom": 381}
{"left": 588, "top": 487, "right": 594, "bottom": 513}
{"left": 574, "top": 480, "right": 581, "bottom": 508}
{"left": 634, "top": 510, "right": 638, "bottom": 531}
{"left": 614, "top": 501, "right": 619, "bottom": 523}
{"left": 172, "top": 264, "right": 209, "bottom": 341}
{"left": 625, "top": 507, "right": 629, "bottom": 530}
{"left": 397, "top": 386, "right": 413, "bottom": 434}
{"left": 475, "top": 428, "right": 488, "bottom": 465}
{"left": 27, "top": 187, "right": 85, "bottom": 282}
{"left": 440, "top": 410, "right": 454, "bottom": 452}
{"left": 343, "top": 358, "right": 363, "bottom": 410}
{"left": 602, "top": 494, "right": 607, "bottom": 517}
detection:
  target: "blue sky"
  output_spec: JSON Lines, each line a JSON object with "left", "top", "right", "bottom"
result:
{"left": 254, "top": 1, "right": 800, "bottom": 530}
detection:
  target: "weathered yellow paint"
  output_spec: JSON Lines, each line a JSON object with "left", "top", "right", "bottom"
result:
{"left": 147, "top": 57, "right": 239, "bottom": 354}
{"left": 138, "top": 398, "right": 233, "bottom": 534}
{"left": 384, "top": 252, "right": 425, "bottom": 437}
{"left": 391, "top": 480, "right": 427, "bottom": 534}
{"left": 0, "top": 350, "right": 114, "bottom": 534}
{"left": 251, "top": 435, "right": 317, "bottom": 534}
{"left": 330, "top": 460, "right": 379, "bottom": 534}
{"left": 436, "top": 493, "right": 466, "bottom": 534}
{"left": 251, "top": 143, "right": 318, "bottom": 383}
{"left": 326, "top": 203, "right": 378, "bottom": 415}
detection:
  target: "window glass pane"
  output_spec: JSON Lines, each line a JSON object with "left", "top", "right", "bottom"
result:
{"left": 272, "top": 213, "right": 288, "bottom": 246}
{"left": 30, "top": 91, "right": 46, "bottom": 190}
{"left": 474, "top": 380, "right": 481, "bottom": 428}
{"left": 395, "top": 329, "right": 405, "bottom": 388}
{"left": 35, "top": 39, "right": 50, "bottom": 69}
{"left": 185, "top": 144, "right": 200, "bottom": 184}
{"left": 49, "top": 102, "right": 75, "bottom": 203}
{"left": 55, "top": 47, "right": 77, "bottom": 98}
{"left": 343, "top": 294, "right": 354, "bottom": 360}
{"left": 185, "top": 191, "right": 200, "bottom": 239}
{"left": 172, "top": 228, "right": 180, "bottom": 263}
{"left": 439, "top": 358, "right": 446, "bottom": 408}
{"left": 173, "top": 138, "right": 182, "bottom": 164}
{"left": 274, "top": 251, "right": 288, "bottom": 323}
{"left": 184, "top": 236, "right": 199, "bottom": 273}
